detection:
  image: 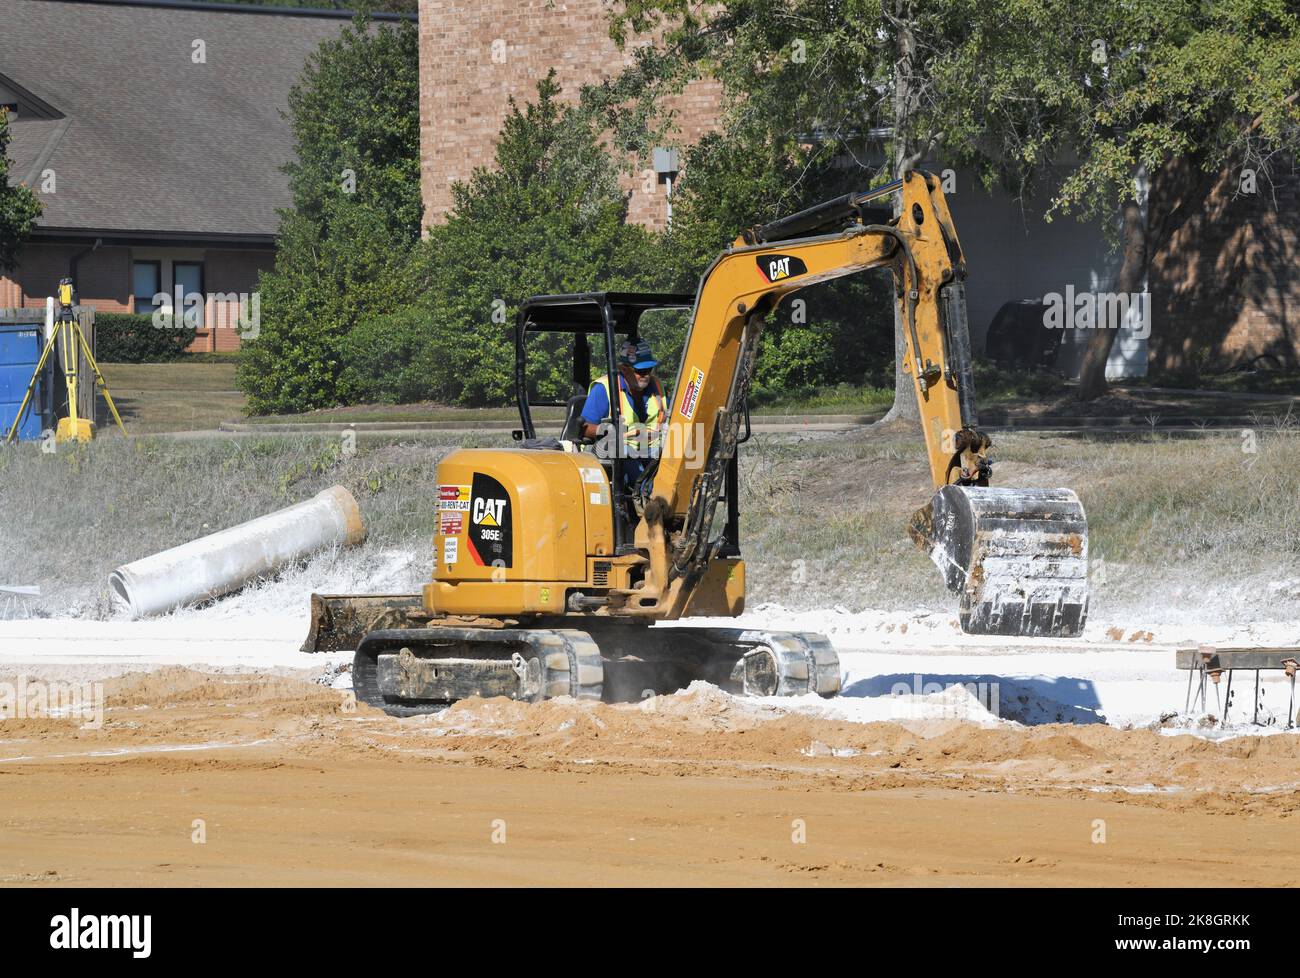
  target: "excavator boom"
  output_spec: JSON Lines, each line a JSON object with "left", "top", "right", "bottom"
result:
{"left": 629, "top": 170, "right": 1088, "bottom": 634}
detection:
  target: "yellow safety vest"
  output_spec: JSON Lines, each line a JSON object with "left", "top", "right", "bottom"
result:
{"left": 591, "top": 374, "right": 665, "bottom": 452}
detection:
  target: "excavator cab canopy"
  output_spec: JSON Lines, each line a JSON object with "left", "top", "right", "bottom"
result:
{"left": 514, "top": 291, "right": 697, "bottom": 556}
{"left": 513, "top": 291, "right": 694, "bottom": 442}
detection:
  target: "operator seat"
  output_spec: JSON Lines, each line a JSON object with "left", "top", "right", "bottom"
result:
{"left": 560, "top": 393, "right": 588, "bottom": 442}
{"left": 520, "top": 393, "right": 594, "bottom": 452}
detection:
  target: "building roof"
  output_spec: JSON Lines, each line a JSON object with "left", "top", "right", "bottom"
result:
{"left": 1, "top": 0, "right": 410, "bottom": 243}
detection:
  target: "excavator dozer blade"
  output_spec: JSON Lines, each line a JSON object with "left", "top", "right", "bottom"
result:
{"left": 909, "top": 486, "right": 1089, "bottom": 638}
{"left": 301, "top": 593, "right": 427, "bottom": 653}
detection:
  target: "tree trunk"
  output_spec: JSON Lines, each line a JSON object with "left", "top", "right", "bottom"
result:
{"left": 881, "top": 309, "right": 918, "bottom": 421}
{"left": 882, "top": 0, "right": 920, "bottom": 422}
{"left": 1077, "top": 176, "right": 1148, "bottom": 400}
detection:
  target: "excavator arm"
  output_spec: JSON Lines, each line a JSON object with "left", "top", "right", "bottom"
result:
{"left": 631, "top": 171, "right": 1089, "bottom": 637}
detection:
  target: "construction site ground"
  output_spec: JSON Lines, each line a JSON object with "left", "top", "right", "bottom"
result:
{"left": 2, "top": 608, "right": 1298, "bottom": 887}
{"left": 2, "top": 423, "right": 1298, "bottom": 886}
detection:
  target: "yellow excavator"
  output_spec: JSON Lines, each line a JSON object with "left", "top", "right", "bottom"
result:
{"left": 304, "top": 170, "right": 1088, "bottom": 715}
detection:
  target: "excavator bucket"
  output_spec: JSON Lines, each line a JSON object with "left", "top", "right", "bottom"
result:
{"left": 909, "top": 486, "right": 1089, "bottom": 637}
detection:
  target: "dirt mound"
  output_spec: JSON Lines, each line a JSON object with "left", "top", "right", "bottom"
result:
{"left": 6, "top": 666, "right": 1300, "bottom": 886}
{"left": 6, "top": 667, "right": 1300, "bottom": 806}
{"left": 334, "top": 680, "right": 1300, "bottom": 801}
{"left": 103, "top": 666, "right": 342, "bottom": 713}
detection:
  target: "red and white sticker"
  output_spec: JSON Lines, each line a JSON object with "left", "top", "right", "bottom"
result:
{"left": 679, "top": 366, "right": 705, "bottom": 421}
{"left": 439, "top": 484, "right": 470, "bottom": 511}
{"left": 439, "top": 511, "right": 464, "bottom": 535}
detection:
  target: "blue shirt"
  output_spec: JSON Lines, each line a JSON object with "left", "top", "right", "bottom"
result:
{"left": 580, "top": 374, "right": 654, "bottom": 426}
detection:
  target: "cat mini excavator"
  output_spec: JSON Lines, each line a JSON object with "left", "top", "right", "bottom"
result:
{"left": 304, "top": 171, "right": 1089, "bottom": 715}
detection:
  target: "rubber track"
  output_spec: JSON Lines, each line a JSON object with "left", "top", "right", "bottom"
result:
{"left": 352, "top": 627, "right": 604, "bottom": 717}
{"left": 698, "top": 627, "right": 842, "bottom": 697}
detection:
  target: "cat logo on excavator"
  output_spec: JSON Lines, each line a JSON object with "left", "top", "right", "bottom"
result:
{"left": 473, "top": 497, "right": 504, "bottom": 525}
{"left": 756, "top": 254, "right": 807, "bottom": 283}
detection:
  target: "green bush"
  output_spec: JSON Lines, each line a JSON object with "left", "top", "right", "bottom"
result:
{"left": 237, "top": 15, "right": 422, "bottom": 414}
{"left": 95, "top": 312, "right": 193, "bottom": 363}
{"left": 754, "top": 321, "right": 837, "bottom": 393}
{"left": 339, "top": 73, "right": 667, "bottom": 408}
{"left": 340, "top": 305, "right": 452, "bottom": 404}
{"left": 0, "top": 113, "right": 40, "bottom": 274}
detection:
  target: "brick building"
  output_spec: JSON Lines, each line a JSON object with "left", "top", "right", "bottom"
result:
{"left": 418, "top": 0, "right": 1300, "bottom": 377}
{"left": 418, "top": 0, "right": 721, "bottom": 230}
{"left": 8, "top": 1, "right": 1287, "bottom": 372}
{"left": 0, "top": 0, "right": 405, "bottom": 352}
{"left": 1149, "top": 162, "right": 1300, "bottom": 376}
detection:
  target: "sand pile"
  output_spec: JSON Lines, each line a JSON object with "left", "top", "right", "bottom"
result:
{"left": 5, "top": 664, "right": 1300, "bottom": 808}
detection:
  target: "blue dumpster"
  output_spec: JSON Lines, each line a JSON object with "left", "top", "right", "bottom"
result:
{"left": 0, "top": 321, "right": 52, "bottom": 441}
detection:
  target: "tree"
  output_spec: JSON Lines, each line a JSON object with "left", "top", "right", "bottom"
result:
{"left": 938, "top": 0, "right": 1300, "bottom": 398}
{"left": 237, "top": 13, "right": 421, "bottom": 414}
{"left": 1064, "top": 1, "right": 1298, "bottom": 397}
{"left": 0, "top": 112, "right": 41, "bottom": 274}
{"left": 657, "top": 129, "right": 895, "bottom": 397}
{"left": 341, "top": 73, "right": 664, "bottom": 406}
{"left": 596, "top": 0, "right": 972, "bottom": 420}
{"left": 598, "top": 0, "right": 1300, "bottom": 406}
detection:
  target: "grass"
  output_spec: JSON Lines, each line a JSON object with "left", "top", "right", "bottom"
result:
{"left": 1, "top": 425, "right": 1297, "bottom": 626}
{"left": 749, "top": 383, "right": 894, "bottom": 416}
{"left": 97, "top": 361, "right": 246, "bottom": 434}
{"left": 0, "top": 432, "right": 492, "bottom": 617}
{"left": 100, "top": 361, "right": 239, "bottom": 392}
{"left": 245, "top": 403, "right": 558, "bottom": 425}
{"left": 732, "top": 425, "right": 1300, "bottom": 621}
{"left": 95, "top": 357, "right": 1300, "bottom": 436}
{"left": 1147, "top": 366, "right": 1300, "bottom": 396}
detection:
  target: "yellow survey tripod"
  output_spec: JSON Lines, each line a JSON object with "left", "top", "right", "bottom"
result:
{"left": 3, "top": 278, "right": 126, "bottom": 443}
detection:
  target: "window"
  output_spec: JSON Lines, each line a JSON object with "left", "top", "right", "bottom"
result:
{"left": 133, "top": 261, "right": 161, "bottom": 314}
{"left": 174, "top": 262, "right": 204, "bottom": 330}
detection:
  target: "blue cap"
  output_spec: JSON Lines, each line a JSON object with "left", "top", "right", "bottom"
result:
{"left": 620, "top": 339, "right": 658, "bottom": 370}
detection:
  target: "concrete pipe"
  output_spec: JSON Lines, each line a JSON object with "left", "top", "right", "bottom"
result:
{"left": 109, "top": 486, "right": 366, "bottom": 618}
